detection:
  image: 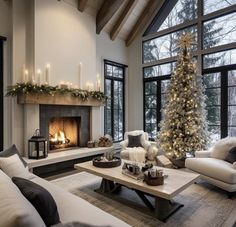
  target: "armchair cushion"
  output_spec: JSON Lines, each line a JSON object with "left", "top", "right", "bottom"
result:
{"left": 211, "top": 137, "right": 236, "bottom": 160}
{"left": 127, "top": 135, "right": 143, "bottom": 148}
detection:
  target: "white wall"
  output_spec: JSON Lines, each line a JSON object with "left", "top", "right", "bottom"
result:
{"left": 127, "top": 35, "right": 143, "bottom": 131}
{"left": 34, "top": 0, "right": 96, "bottom": 87}
{"left": 96, "top": 31, "right": 128, "bottom": 136}
{"left": 0, "top": 0, "right": 129, "bottom": 154}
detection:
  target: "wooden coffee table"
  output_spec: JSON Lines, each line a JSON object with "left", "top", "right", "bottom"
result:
{"left": 74, "top": 161, "right": 199, "bottom": 222}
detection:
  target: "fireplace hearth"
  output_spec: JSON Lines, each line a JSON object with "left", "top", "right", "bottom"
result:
{"left": 40, "top": 105, "right": 90, "bottom": 152}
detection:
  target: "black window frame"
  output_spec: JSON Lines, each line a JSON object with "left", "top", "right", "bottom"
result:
{"left": 202, "top": 63, "right": 236, "bottom": 138}
{"left": 104, "top": 59, "right": 127, "bottom": 142}
{"left": 142, "top": 0, "right": 236, "bottom": 140}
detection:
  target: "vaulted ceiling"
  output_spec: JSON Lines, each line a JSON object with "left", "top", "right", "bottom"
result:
{"left": 78, "top": 0, "right": 163, "bottom": 46}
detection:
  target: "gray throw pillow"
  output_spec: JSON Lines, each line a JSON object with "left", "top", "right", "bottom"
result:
{"left": 0, "top": 144, "right": 27, "bottom": 167}
{"left": 127, "top": 134, "right": 143, "bottom": 148}
{"left": 224, "top": 147, "right": 236, "bottom": 164}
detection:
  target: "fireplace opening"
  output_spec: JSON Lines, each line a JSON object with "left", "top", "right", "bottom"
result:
{"left": 49, "top": 117, "right": 81, "bottom": 151}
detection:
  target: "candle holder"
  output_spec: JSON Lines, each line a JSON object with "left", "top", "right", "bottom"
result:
{"left": 28, "top": 129, "right": 48, "bottom": 159}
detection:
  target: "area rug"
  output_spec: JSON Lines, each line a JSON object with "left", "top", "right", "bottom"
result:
{"left": 51, "top": 172, "right": 236, "bottom": 227}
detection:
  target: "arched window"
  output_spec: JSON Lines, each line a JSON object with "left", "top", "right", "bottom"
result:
{"left": 143, "top": 0, "right": 236, "bottom": 141}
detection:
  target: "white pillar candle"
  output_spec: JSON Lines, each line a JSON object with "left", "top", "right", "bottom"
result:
{"left": 22, "top": 64, "right": 25, "bottom": 83}
{"left": 90, "top": 82, "right": 94, "bottom": 91}
{"left": 24, "top": 69, "right": 29, "bottom": 83}
{"left": 31, "top": 74, "right": 36, "bottom": 84}
{"left": 96, "top": 73, "right": 101, "bottom": 91}
{"left": 36, "top": 69, "right": 41, "bottom": 85}
{"left": 78, "top": 62, "right": 83, "bottom": 89}
{"left": 45, "top": 63, "right": 50, "bottom": 85}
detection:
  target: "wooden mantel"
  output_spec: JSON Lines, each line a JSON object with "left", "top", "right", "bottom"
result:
{"left": 17, "top": 94, "right": 105, "bottom": 107}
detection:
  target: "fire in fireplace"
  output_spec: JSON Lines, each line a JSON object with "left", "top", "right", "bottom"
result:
{"left": 49, "top": 117, "right": 80, "bottom": 151}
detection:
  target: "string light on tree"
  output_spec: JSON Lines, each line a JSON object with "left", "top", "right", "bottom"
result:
{"left": 157, "top": 33, "right": 209, "bottom": 158}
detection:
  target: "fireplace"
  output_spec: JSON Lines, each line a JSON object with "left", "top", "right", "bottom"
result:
{"left": 40, "top": 105, "right": 90, "bottom": 152}
{"left": 49, "top": 117, "right": 81, "bottom": 151}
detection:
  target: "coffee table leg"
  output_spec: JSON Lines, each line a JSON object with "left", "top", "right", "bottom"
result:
{"left": 154, "top": 197, "right": 184, "bottom": 222}
{"left": 95, "top": 178, "right": 121, "bottom": 194}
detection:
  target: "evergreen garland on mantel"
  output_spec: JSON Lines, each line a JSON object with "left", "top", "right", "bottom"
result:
{"left": 6, "top": 83, "right": 107, "bottom": 102}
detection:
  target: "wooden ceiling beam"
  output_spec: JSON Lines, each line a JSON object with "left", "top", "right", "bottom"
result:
{"left": 126, "top": 0, "right": 161, "bottom": 46}
{"left": 110, "top": 0, "right": 138, "bottom": 41}
{"left": 96, "top": 0, "right": 124, "bottom": 35}
{"left": 77, "top": 0, "right": 88, "bottom": 12}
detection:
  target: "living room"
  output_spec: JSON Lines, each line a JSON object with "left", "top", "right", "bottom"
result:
{"left": 0, "top": 0, "right": 236, "bottom": 226}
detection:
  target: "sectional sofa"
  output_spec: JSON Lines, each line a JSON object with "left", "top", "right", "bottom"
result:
{"left": 0, "top": 168, "right": 130, "bottom": 227}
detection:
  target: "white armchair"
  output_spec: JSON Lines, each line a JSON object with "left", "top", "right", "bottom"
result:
{"left": 120, "top": 130, "right": 157, "bottom": 163}
{"left": 186, "top": 149, "right": 236, "bottom": 193}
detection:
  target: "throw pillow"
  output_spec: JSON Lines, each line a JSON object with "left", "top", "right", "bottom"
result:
{"left": 0, "top": 154, "right": 33, "bottom": 179}
{"left": 225, "top": 147, "right": 236, "bottom": 164}
{"left": 0, "top": 144, "right": 27, "bottom": 167}
{"left": 0, "top": 170, "right": 46, "bottom": 227}
{"left": 210, "top": 137, "right": 236, "bottom": 160}
{"left": 127, "top": 134, "right": 143, "bottom": 148}
{"left": 12, "top": 177, "right": 60, "bottom": 227}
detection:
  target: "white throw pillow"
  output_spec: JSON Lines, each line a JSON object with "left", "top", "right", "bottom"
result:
{"left": 0, "top": 154, "right": 33, "bottom": 179}
{"left": 0, "top": 170, "right": 46, "bottom": 227}
{"left": 210, "top": 137, "right": 236, "bottom": 160}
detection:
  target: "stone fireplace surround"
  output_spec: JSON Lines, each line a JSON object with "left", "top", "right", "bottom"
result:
{"left": 40, "top": 105, "right": 90, "bottom": 151}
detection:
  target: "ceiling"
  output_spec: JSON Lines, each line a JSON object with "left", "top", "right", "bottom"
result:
{"left": 78, "top": 0, "right": 164, "bottom": 46}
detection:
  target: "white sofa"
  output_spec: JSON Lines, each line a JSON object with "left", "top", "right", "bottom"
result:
{"left": 0, "top": 169, "right": 130, "bottom": 227}
{"left": 186, "top": 150, "right": 236, "bottom": 193}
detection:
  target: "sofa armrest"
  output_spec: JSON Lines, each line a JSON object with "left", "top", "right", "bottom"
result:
{"left": 120, "top": 140, "right": 128, "bottom": 150}
{"left": 195, "top": 150, "right": 212, "bottom": 158}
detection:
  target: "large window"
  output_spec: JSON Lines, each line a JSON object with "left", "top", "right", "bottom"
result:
{"left": 143, "top": 0, "right": 236, "bottom": 141}
{"left": 104, "top": 60, "right": 126, "bottom": 142}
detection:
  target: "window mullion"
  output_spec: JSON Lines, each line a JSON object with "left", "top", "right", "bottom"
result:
{"left": 221, "top": 70, "right": 228, "bottom": 138}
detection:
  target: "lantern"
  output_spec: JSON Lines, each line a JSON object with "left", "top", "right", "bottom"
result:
{"left": 28, "top": 129, "right": 48, "bottom": 159}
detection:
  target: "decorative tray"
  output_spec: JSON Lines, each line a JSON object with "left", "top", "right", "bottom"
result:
{"left": 93, "top": 157, "right": 121, "bottom": 168}
{"left": 144, "top": 175, "right": 164, "bottom": 186}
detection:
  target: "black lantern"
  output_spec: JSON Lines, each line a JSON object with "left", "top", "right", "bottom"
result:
{"left": 28, "top": 129, "right": 48, "bottom": 159}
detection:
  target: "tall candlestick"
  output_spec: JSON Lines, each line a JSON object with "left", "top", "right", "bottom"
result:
{"left": 36, "top": 69, "right": 41, "bottom": 85}
{"left": 79, "top": 62, "right": 82, "bottom": 89}
{"left": 96, "top": 73, "right": 101, "bottom": 91}
{"left": 45, "top": 63, "right": 50, "bottom": 85}
{"left": 22, "top": 64, "right": 25, "bottom": 82}
{"left": 23, "top": 69, "right": 29, "bottom": 83}
{"left": 31, "top": 74, "right": 36, "bottom": 84}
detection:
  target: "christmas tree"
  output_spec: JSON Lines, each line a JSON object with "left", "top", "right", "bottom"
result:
{"left": 158, "top": 33, "right": 209, "bottom": 158}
